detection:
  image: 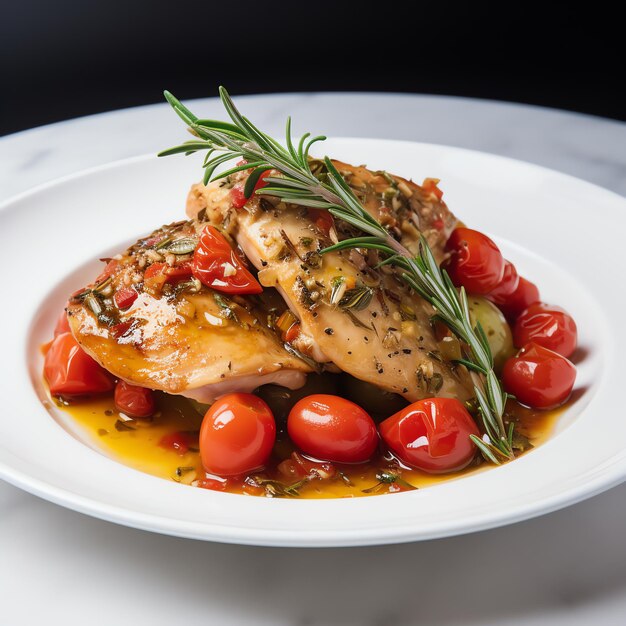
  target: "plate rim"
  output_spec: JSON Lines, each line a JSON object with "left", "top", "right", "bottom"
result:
{"left": 2, "top": 137, "right": 625, "bottom": 547}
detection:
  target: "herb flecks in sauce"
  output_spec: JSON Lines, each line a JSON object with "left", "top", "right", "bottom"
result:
{"left": 55, "top": 390, "right": 561, "bottom": 499}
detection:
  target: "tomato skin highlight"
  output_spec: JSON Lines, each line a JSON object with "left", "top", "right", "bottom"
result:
{"left": 114, "top": 381, "right": 155, "bottom": 418}
{"left": 513, "top": 303, "right": 577, "bottom": 358}
{"left": 443, "top": 228, "right": 505, "bottom": 294}
{"left": 486, "top": 260, "right": 519, "bottom": 303}
{"left": 287, "top": 394, "right": 378, "bottom": 463}
{"left": 491, "top": 276, "right": 540, "bottom": 321}
{"left": 44, "top": 332, "right": 114, "bottom": 396}
{"left": 200, "top": 393, "right": 276, "bottom": 476}
{"left": 192, "top": 225, "right": 263, "bottom": 295}
{"left": 379, "top": 398, "right": 479, "bottom": 474}
{"left": 502, "top": 342, "right": 576, "bottom": 409}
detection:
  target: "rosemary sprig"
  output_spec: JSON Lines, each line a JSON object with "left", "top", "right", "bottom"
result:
{"left": 159, "top": 87, "right": 514, "bottom": 463}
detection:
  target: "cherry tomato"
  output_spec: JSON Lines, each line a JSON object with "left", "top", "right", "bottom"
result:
{"left": 200, "top": 393, "right": 276, "bottom": 476}
{"left": 114, "top": 380, "right": 155, "bottom": 418}
{"left": 287, "top": 394, "right": 378, "bottom": 463}
{"left": 502, "top": 342, "right": 576, "bottom": 409}
{"left": 54, "top": 309, "right": 71, "bottom": 337}
{"left": 491, "top": 276, "right": 540, "bottom": 321}
{"left": 443, "top": 228, "right": 505, "bottom": 294}
{"left": 513, "top": 303, "right": 578, "bottom": 358}
{"left": 487, "top": 260, "right": 519, "bottom": 303}
{"left": 44, "top": 332, "right": 114, "bottom": 396}
{"left": 114, "top": 287, "right": 138, "bottom": 310}
{"left": 192, "top": 225, "right": 262, "bottom": 295}
{"left": 159, "top": 431, "right": 193, "bottom": 456}
{"left": 379, "top": 398, "right": 479, "bottom": 474}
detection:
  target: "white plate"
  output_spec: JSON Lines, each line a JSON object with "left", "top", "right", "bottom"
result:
{"left": 0, "top": 138, "right": 623, "bottom": 547}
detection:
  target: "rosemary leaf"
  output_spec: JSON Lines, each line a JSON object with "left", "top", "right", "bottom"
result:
{"left": 159, "top": 86, "right": 515, "bottom": 464}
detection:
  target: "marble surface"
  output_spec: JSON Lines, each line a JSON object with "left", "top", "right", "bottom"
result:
{"left": 1, "top": 93, "right": 626, "bottom": 625}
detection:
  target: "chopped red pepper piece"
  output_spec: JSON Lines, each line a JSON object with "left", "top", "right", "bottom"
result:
{"left": 230, "top": 185, "right": 247, "bottom": 209}
{"left": 114, "top": 287, "right": 138, "bottom": 310}
{"left": 307, "top": 208, "right": 334, "bottom": 237}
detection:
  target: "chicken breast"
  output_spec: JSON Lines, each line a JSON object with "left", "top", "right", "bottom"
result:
{"left": 186, "top": 161, "right": 473, "bottom": 403}
{"left": 326, "top": 160, "right": 457, "bottom": 261}
{"left": 67, "top": 220, "right": 313, "bottom": 403}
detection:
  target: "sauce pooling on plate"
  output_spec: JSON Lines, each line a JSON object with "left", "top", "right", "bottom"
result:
{"left": 51, "top": 388, "right": 561, "bottom": 498}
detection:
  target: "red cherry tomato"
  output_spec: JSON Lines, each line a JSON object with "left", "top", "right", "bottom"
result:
{"left": 287, "top": 394, "right": 378, "bottom": 463}
{"left": 192, "top": 225, "right": 262, "bottom": 295}
{"left": 443, "top": 228, "right": 505, "bottom": 294}
{"left": 502, "top": 342, "right": 576, "bottom": 409}
{"left": 200, "top": 393, "right": 276, "bottom": 476}
{"left": 44, "top": 333, "right": 114, "bottom": 396}
{"left": 114, "top": 380, "right": 155, "bottom": 418}
{"left": 54, "top": 309, "right": 71, "bottom": 337}
{"left": 159, "top": 431, "right": 193, "bottom": 456}
{"left": 491, "top": 276, "right": 540, "bottom": 321}
{"left": 513, "top": 303, "right": 578, "bottom": 358}
{"left": 487, "top": 260, "right": 519, "bottom": 303}
{"left": 114, "top": 287, "right": 138, "bottom": 310}
{"left": 379, "top": 398, "right": 479, "bottom": 474}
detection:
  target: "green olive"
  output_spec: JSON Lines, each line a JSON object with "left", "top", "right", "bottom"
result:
{"left": 340, "top": 374, "right": 408, "bottom": 422}
{"left": 255, "top": 373, "right": 339, "bottom": 423}
{"left": 467, "top": 296, "right": 515, "bottom": 372}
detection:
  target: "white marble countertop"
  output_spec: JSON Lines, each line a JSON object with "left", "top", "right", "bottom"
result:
{"left": 1, "top": 93, "right": 626, "bottom": 626}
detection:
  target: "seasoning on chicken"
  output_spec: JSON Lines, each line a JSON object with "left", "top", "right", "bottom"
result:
{"left": 186, "top": 161, "right": 473, "bottom": 403}
{"left": 67, "top": 220, "right": 313, "bottom": 403}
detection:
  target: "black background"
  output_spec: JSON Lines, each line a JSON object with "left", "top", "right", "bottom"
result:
{"left": 1, "top": 1, "right": 623, "bottom": 137}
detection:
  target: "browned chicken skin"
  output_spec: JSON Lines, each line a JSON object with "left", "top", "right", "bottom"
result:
{"left": 67, "top": 221, "right": 313, "bottom": 402}
{"left": 186, "top": 160, "right": 473, "bottom": 403}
